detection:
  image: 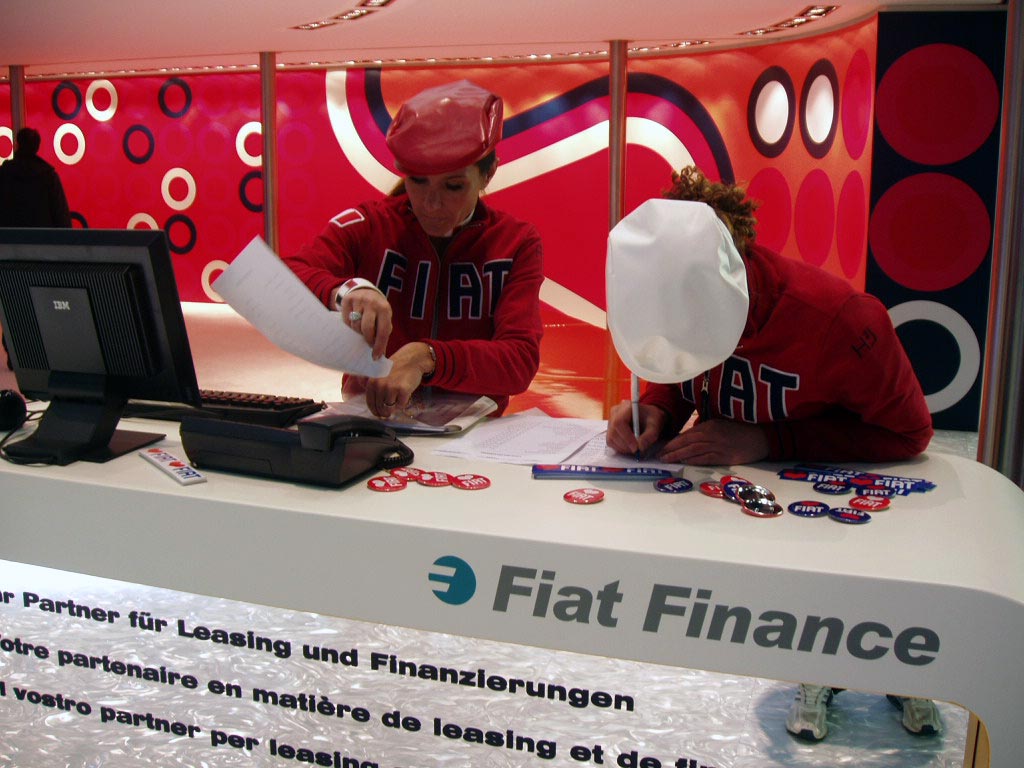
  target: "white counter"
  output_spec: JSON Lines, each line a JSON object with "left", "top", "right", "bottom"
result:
{"left": 2, "top": 421, "right": 1022, "bottom": 766}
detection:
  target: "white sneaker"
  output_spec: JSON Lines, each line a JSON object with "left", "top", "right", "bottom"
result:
{"left": 786, "top": 684, "right": 835, "bottom": 740}
{"left": 887, "top": 695, "right": 942, "bottom": 735}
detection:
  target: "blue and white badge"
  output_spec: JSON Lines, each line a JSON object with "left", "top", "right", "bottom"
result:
{"left": 722, "top": 480, "right": 751, "bottom": 503}
{"left": 655, "top": 477, "right": 694, "bottom": 493}
{"left": 828, "top": 506, "right": 871, "bottom": 524}
{"left": 788, "top": 500, "right": 830, "bottom": 518}
{"left": 813, "top": 481, "right": 851, "bottom": 495}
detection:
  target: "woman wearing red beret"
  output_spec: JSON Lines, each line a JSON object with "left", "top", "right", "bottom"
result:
{"left": 285, "top": 81, "right": 544, "bottom": 417}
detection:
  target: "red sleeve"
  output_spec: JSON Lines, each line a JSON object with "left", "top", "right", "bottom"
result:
{"left": 762, "top": 294, "right": 934, "bottom": 462}
{"left": 640, "top": 382, "right": 697, "bottom": 436}
{"left": 281, "top": 208, "right": 367, "bottom": 307}
{"left": 427, "top": 227, "right": 544, "bottom": 398}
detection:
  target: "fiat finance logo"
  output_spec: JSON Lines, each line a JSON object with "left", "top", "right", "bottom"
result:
{"left": 429, "top": 555, "right": 476, "bottom": 605}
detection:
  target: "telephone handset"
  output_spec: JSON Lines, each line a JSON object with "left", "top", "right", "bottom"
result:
{"left": 180, "top": 412, "right": 414, "bottom": 487}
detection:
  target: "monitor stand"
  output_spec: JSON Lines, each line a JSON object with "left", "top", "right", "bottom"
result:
{"left": 4, "top": 396, "right": 163, "bottom": 466}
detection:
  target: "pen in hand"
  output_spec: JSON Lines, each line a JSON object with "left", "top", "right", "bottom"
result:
{"left": 631, "top": 372, "right": 642, "bottom": 461}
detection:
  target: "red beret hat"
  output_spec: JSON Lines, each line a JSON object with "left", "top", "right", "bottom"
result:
{"left": 386, "top": 80, "right": 503, "bottom": 176}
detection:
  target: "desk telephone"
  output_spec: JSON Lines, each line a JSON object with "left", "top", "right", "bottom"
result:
{"left": 180, "top": 411, "right": 414, "bottom": 487}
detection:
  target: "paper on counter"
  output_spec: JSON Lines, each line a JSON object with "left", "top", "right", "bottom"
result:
{"left": 431, "top": 411, "right": 607, "bottom": 465}
{"left": 563, "top": 431, "right": 684, "bottom": 472}
{"left": 212, "top": 236, "right": 392, "bottom": 378}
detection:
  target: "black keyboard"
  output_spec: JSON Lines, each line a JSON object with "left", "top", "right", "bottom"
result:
{"left": 123, "top": 389, "right": 326, "bottom": 428}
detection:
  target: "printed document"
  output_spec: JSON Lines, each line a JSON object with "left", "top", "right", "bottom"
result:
{"left": 212, "top": 236, "right": 392, "bottom": 378}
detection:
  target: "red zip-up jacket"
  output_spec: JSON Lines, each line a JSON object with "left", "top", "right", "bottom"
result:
{"left": 641, "top": 243, "right": 934, "bottom": 461}
{"left": 284, "top": 194, "right": 544, "bottom": 414}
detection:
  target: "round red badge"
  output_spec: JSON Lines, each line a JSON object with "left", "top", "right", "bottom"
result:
{"left": 390, "top": 467, "right": 423, "bottom": 479}
{"left": 416, "top": 471, "right": 451, "bottom": 487}
{"left": 367, "top": 475, "right": 407, "bottom": 492}
{"left": 849, "top": 495, "right": 891, "bottom": 511}
{"left": 564, "top": 488, "right": 605, "bottom": 504}
{"left": 700, "top": 481, "right": 725, "bottom": 498}
{"left": 451, "top": 473, "right": 491, "bottom": 490}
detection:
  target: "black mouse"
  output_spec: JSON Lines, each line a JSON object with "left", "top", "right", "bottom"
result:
{"left": 0, "top": 389, "right": 27, "bottom": 431}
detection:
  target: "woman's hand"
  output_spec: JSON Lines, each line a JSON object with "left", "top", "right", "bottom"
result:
{"left": 606, "top": 400, "right": 667, "bottom": 457}
{"left": 340, "top": 287, "right": 393, "bottom": 360}
{"left": 657, "top": 419, "right": 769, "bottom": 466}
{"left": 362, "top": 342, "right": 436, "bottom": 418}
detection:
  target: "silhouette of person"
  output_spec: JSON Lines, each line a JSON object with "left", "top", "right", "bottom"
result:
{"left": 0, "top": 127, "right": 72, "bottom": 227}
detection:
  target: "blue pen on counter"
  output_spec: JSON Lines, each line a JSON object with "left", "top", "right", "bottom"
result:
{"left": 631, "top": 372, "right": 642, "bottom": 461}
{"left": 532, "top": 464, "right": 673, "bottom": 480}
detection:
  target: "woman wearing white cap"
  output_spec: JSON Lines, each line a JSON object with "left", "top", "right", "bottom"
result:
{"left": 606, "top": 166, "right": 932, "bottom": 467}
{"left": 285, "top": 80, "right": 543, "bottom": 417}
{"left": 605, "top": 166, "right": 939, "bottom": 741}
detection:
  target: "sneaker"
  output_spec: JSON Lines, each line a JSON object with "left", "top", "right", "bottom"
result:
{"left": 786, "top": 684, "right": 835, "bottom": 740}
{"left": 886, "top": 695, "right": 941, "bottom": 735}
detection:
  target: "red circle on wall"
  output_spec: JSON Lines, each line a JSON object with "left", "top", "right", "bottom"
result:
{"left": 841, "top": 49, "right": 873, "bottom": 161}
{"left": 794, "top": 170, "right": 835, "bottom": 267}
{"left": 837, "top": 171, "right": 867, "bottom": 280}
{"left": 876, "top": 43, "right": 1000, "bottom": 166}
{"left": 869, "top": 173, "right": 991, "bottom": 291}
{"left": 747, "top": 167, "right": 792, "bottom": 252}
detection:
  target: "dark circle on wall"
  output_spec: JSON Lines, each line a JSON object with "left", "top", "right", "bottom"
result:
{"left": 800, "top": 59, "right": 839, "bottom": 159}
{"left": 165, "top": 214, "right": 197, "bottom": 254}
{"left": 52, "top": 81, "right": 84, "bottom": 120}
{"left": 159, "top": 78, "right": 193, "bottom": 119}
{"left": 70, "top": 212, "right": 88, "bottom": 228}
{"left": 122, "top": 125, "right": 156, "bottom": 164}
{"left": 747, "top": 66, "right": 795, "bottom": 158}
{"left": 239, "top": 170, "right": 264, "bottom": 213}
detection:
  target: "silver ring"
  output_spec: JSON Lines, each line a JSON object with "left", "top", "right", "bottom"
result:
{"left": 348, "top": 310, "right": 362, "bottom": 324}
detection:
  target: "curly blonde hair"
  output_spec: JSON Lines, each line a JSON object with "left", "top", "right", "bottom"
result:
{"left": 662, "top": 166, "right": 760, "bottom": 252}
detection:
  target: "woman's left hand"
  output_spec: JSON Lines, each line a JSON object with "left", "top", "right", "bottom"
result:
{"left": 363, "top": 342, "right": 436, "bottom": 417}
{"left": 657, "top": 419, "right": 770, "bottom": 466}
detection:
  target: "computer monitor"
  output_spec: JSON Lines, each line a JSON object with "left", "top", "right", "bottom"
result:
{"left": 0, "top": 228, "right": 201, "bottom": 465}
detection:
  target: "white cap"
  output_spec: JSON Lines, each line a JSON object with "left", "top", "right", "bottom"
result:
{"left": 606, "top": 198, "right": 749, "bottom": 384}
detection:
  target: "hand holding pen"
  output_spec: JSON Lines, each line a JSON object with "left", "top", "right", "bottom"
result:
{"left": 631, "top": 373, "right": 642, "bottom": 460}
{"left": 606, "top": 387, "right": 668, "bottom": 459}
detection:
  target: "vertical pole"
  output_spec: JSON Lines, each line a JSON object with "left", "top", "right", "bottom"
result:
{"left": 977, "top": 0, "right": 1024, "bottom": 488}
{"left": 259, "top": 52, "right": 280, "bottom": 253}
{"left": 9, "top": 66, "right": 27, "bottom": 134}
{"left": 604, "top": 41, "right": 629, "bottom": 417}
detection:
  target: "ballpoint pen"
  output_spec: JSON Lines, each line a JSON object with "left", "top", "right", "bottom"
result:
{"left": 631, "top": 372, "right": 641, "bottom": 461}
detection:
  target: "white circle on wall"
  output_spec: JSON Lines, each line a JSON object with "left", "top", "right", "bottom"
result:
{"left": 161, "top": 168, "right": 197, "bottom": 211}
{"left": 754, "top": 80, "right": 791, "bottom": 145}
{"left": 0, "top": 126, "right": 13, "bottom": 161}
{"left": 889, "top": 300, "right": 981, "bottom": 413}
{"left": 127, "top": 212, "right": 160, "bottom": 229}
{"left": 54, "top": 123, "right": 86, "bottom": 165}
{"left": 85, "top": 79, "right": 118, "bottom": 122}
{"left": 202, "top": 259, "right": 230, "bottom": 302}
{"left": 805, "top": 74, "right": 836, "bottom": 145}
{"left": 236, "top": 121, "right": 262, "bottom": 167}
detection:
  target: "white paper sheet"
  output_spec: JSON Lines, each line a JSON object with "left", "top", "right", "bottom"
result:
{"left": 430, "top": 411, "right": 608, "bottom": 465}
{"left": 563, "top": 431, "right": 684, "bottom": 472}
{"left": 212, "top": 236, "right": 392, "bottom": 378}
